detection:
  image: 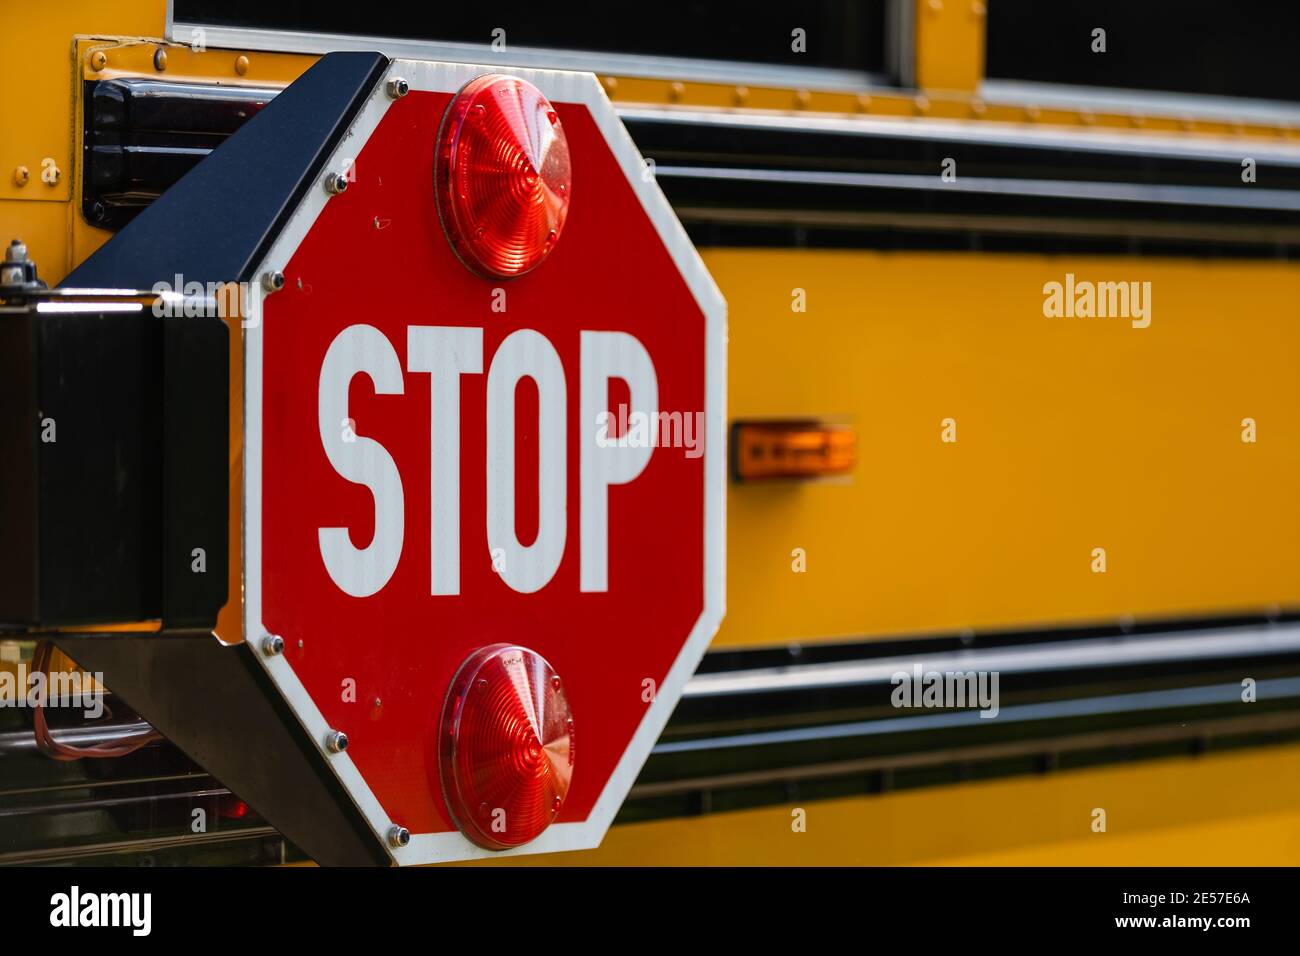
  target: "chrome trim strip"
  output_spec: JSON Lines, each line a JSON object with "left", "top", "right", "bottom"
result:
{"left": 657, "top": 676, "right": 1300, "bottom": 754}
{"left": 0, "top": 720, "right": 157, "bottom": 756}
{"left": 655, "top": 165, "right": 1300, "bottom": 211}
{"left": 981, "top": 79, "right": 1300, "bottom": 128}
{"left": 169, "top": 21, "right": 889, "bottom": 92}
{"left": 632, "top": 710, "right": 1300, "bottom": 798}
{"left": 684, "top": 623, "right": 1300, "bottom": 698}
{"left": 620, "top": 106, "right": 1300, "bottom": 163}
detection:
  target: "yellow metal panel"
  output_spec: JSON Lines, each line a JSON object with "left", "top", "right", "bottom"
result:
{"left": 914, "top": 0, "right": 986, "bottom": 94}
{"left": 472, "top": 744, "right": 1300, "bottom": 865}
{"left": 707, "top": 249, "right": 1300, "bottom": 647}
{"left": 0, "top": 0, "right": 163, "bottom": 205}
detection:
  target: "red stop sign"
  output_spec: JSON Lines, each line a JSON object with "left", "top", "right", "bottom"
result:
{"left": 244, "top": 60, "right": 725, "bottom": 863}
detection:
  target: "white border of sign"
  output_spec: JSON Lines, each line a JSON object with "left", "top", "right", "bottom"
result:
{"left": 242, "top": 58, "right": 726, "bottom": 864}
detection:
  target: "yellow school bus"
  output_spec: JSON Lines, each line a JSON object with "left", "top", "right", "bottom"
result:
{"left": 1, "top": 0, "right": 1298, "bottom": 865}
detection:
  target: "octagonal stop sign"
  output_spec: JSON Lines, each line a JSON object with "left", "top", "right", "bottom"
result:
{"left": 244, "top": 59, "right": 725, "bottom": 863}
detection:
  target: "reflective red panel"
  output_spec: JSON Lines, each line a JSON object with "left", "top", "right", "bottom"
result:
{"left": 434, "top": 74, "right": 572, "bottom": 278}
{"left": 439, "top": 644, "right": 575, "bottom": 849}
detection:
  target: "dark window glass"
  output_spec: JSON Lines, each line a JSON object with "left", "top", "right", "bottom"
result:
{"left": 987, "top": 0, "right": 1300, "bottom": 103}
{"left": 174, "top": 1, "right": 888, "bottom": 76}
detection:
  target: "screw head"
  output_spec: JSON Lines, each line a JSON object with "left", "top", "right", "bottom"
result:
{"left": 89, "top": 51, "right": 107, "bottom": 72}
{"left": 387, "top": 825, "right": 410, "bottom": 848}
{"left": 324, "top": 171, "right": 348, "bottom": 195}
{"left": 386, "top": 77, "right": 409, "bottom": 99}
{"left": 153, "top": 48, "right": 168, "bottom": 71}
{"left": 261, "top": 270, "right": 285, "bottom": 293}
{"left": 13, "top": 166, "right": 29, "bottom": 187}
{"left": 261, "top": 634, "right": 284, "bottom": 656}
{"left": 325, "top": 730, "right": 348, "bottom": 753}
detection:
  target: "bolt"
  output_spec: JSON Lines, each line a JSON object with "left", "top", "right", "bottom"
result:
{"left": 153, "top": 47, "right": 168, "bottom": 71}
{"left": 261, "top": 270, "right": 285, "bottom": 293}
{"left": 89, "top": 51, "right": 107, "bottom": 72}
{"left": 325, "top": 730, "right": 348, "bottom": 753}
{"left": 1, "top": 240, "right": 29, "bottom": 287}
{"left": 234, "top": 55, "right": 250, "bottom": 76}
{"left": 387, "top": 825, "right": 410, "bottom": 848}
{"left": 386, "top": 76, "right": 409, "bottom": 99}
{"left": 261, "top": 634, "right": 284, "bottom": 656}
{"left": 13, "top": 166, "right": 29, "bottom": 187}
{"left": 324, "top": 171, "right": 348, "bottom": 195}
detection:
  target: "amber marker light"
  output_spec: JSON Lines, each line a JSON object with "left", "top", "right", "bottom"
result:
{"left": 732, "top": 421, "right": 857, "bottom": 481}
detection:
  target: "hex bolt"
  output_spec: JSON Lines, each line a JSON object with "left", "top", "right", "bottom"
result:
{"left": 386, "top": 77, "right": 409, "bottom": 99}
{"left": 324, "top": 171, "right": 349, "bottom": 195}
{"left": 261, "top": 270, "right": 285, "bottom": 294}
{"left": 325, "top": 730, "right": 348, "bottom": 753}
{"left": 387, "top": 825, "right": 410, "bottom": 848}
{"left": 261, "top": 634, "right": 284, "bottom": 656}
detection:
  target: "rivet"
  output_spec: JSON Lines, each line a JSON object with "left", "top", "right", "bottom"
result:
{"left": 1024, "top": 105, "right": 1041, "bottom": 122}
{"left": 927, "top": 0, "right": 943, "bottom": 12}
{"left": 970, "top": 98, "right": 987, "bottom": 117}
{"left": 261, "top": 634, "right": 284, "bottom": 656}
{"left": 260, "top": 270, "right": 285, "bottom": 293}
{"left": 1079, "top": 109, "right": 1096, "bottom": 126}
{"left": 89, "top": 51, "right": 107, "bottom": 72}
{"left": 971, "top": 0, "right": 987, "bottom": 17}
{"left": 1130, "top": 113, "right": 1147, "bottom": 128}
{"left": 386, "top": 76, "right": 409, "bottom": 99}
{"left": 13, "top": 166, "right": 29, "bottom": 187}
{"left": 601, "top": 76, "right": 618, "bottom": 95}
{"left": 325, "top": 730, "right": 348, "bottom": 753}
{"left": 667, "top": 81, "right": 684, "bottom": 102}
{"left": 153, "top": 47, "right": 167, "bottom": 72}
{"left": 234, "top": 55, "right": 250, "bottom": 76}
{"left": 324, "top": 171, "right": 348, "bottom": 195}
{"left": 387, "top": 825, "right": 410, "bottom": 848}
{"left": 733, "top": 85, "right": 749, "bottom": 106}
{"left": 856, "top": 94, "right": 872, "bottom": 113}
{"left": 913, "top": 94, "right": 930, "bottom": 115}
{"left": 794, "top": 89, "right": 811, "bottom": 109}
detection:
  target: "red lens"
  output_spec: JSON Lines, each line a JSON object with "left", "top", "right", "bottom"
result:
{"left": 439, "top": 644, "right": 574, "bottom": 850}
{"left": 434, "top": 74, "right": 572, "bottom": 279}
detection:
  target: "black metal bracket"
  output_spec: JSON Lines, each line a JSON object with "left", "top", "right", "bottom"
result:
{"left": 53, "top": 633, "right": 390, "bottom": 867}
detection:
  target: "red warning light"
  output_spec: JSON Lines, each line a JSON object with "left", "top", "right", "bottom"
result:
{"left": 434, "top": 73, "right": 572, "bottom": 279}
{"left": 439, "top": 644, "right": 574, "bottom": 849}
